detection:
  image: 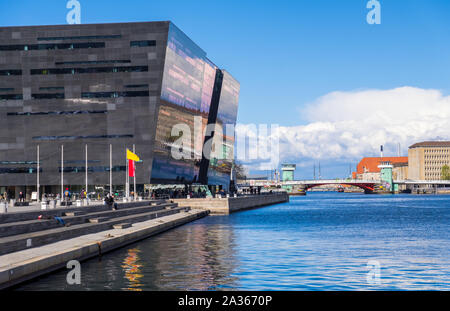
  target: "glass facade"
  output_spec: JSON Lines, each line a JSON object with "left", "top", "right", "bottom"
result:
{"left": 207, "top": 71, "right": 240, "bottom": 188}
{"left": 151, "top": 23, "right": 217, "bottom": 184}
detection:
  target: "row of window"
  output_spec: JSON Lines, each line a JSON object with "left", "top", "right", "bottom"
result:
{"left": 37, "top": 35, "right": 122, "bottom": 41}
{"left": 130, "top": 40, "right": 156, "bottom": 47}
{"left": 0, "top": 40, "right": 156, "bottom": 51}
{"left": 0, "top": 88, "right": 14, "bottom": 92}
{"left": 8, "top": 110, "right": 107, "bottom": 116}
{"left": 39, "top": 87, "right": 64, "bottom": 91}
{"left": 0, "top": 70, "right": 22, "bottom": 76}
{"left": 125, "top": 84, "right": 148, "bottom": 88}
{"left": 0, "top": 161, "right": 37, "bottom": 165}
{"left": 32, "top": 93, "right": 65, "bottom": 99}
{"left": 425, "top": 149, "right": 450, "bottom": 154}
{"left": 30, "top": 65, "right": 148, "bottom": 75}
{"left": 81, "top": 91, "right": 149, "bottom": 98}
{"left": 55, "top": 60, "right": 131, "bottom": 66}
{"left": 1, "top": 89, "right": 149, "bottom": 101}
{"left": 32, "top": 134, "right": 134, "bottom": 141}
{"left": 59, "top": 166, "right": 126, "bottom": 173}
{"left": 0, "top": 168, "right": 41, "bottom": 174}
{"left": 0, "top": 166, "right": 126, "bottom": 174}
{"left": 0, "top": 94, "right": 22, "bottom": 100}
{"left": 0, "top": 42, "right": 105, "bottom": 51}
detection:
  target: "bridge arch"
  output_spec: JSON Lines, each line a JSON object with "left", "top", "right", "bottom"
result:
{"left": 305, "top": 183, "right": 375, "bottom": 192}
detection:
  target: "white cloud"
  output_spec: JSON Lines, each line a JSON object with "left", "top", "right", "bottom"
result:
{"left": 237, "top": 87, "right": 450, "bottom": 170}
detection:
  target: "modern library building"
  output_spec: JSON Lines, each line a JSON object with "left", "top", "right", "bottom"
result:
{"left": 0, "top": 21, "right": 240, "bottom": 200}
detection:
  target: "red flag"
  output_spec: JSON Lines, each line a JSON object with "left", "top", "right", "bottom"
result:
{"left": 128, "top": 159, "right": 135, "bottom": 177}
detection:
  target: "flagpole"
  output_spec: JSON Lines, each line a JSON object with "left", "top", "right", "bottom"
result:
{"left": 126, "top": 149, "right": 129, "bottom": 200}
{"left": 37, "top": 145, "right": 40, "bottom": 203}
{"left": 109, "top": 144, "right": 112, "bottom": 196}
{"left": 61, "top": 145, "right": 64, "bottom": 204}
{"left": 133, "top": 144, "right": 136, "bottom": 201}
{"left": 85, "top": 144, "right": 88, "bottom": 203}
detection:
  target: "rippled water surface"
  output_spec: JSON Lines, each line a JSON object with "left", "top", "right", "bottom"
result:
{"left": 16, "top": 193, "right": 450, "bottom": 290}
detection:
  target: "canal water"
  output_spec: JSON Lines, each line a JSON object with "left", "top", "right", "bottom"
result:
{"left": 16, "top": 193, "right": 450, "bottom": 291}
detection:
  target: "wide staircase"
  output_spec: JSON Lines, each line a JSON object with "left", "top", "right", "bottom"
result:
{"left": 0, "top": 200, "right": 190, "bottom": 256}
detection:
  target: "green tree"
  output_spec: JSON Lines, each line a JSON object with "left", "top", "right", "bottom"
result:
{"left": 441, "top": 165, "right": 450, "bottom": 180}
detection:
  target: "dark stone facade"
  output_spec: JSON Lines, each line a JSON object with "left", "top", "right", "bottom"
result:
{"left": 0, "top": 21, "right": 239, "bottom": 196}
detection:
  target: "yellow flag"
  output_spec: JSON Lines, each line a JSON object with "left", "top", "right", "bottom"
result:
{"left": 127, "top": 149, "right": 140, "bottom": 162}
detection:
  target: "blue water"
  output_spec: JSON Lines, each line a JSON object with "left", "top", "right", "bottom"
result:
{"left": 16, "top": 193, "right": 450, "bottom": 291}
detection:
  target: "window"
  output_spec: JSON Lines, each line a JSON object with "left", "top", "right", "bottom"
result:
{"left": 0, "top": 168, "right": 41, "bottom": 174}
{"left": 8, "top": 110, "right": 107, "bottom": 116}
{"left": 0, "top": 161, "right": 37, "bottom": 165}
{"left": 0, "top": 94, "right": 22, "bottom": 100}
{"left": 55, "top": 60, "right": 131, "bottom": 65}
{"left": 59, "top": 166, "right": 126, "bottom": 173}
{"left": 0, "top": 88, "right": 14, "bottom": 92}
{"left": 81, "top": 91, "right": 149, "bottom": 98}
{"left": 125, "top": 84, "right": 148, "bottom": 88}
{"left": 0, "top": 42, "right": 105, "bottom": 51}
{"left": 30, "top": 66, "right": 148, "bottom": 75}
{"left": 0, "top": 69, "right": 22, "bottom": 76}
{"left": 38, "top": 35, "right": 121, "bottom": 41}
{"left": 31, "top": 93, "right": 65, "bottom": 99}
{"left": 130, "top": 40, "right": 156, "bottom": 47}
{"left": 39, "top": 87, "right": 64, "bottom": 91}
{"left": 33, "top": 134, "right": 134, "bottom": 141}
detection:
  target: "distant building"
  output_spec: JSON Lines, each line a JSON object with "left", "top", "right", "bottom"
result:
{"left": 392, "top": 162, "right": 409, "bottom": 181}
{"left": 281, "top": 164, "right": 296, "bottom": 182}
{"left": 354, "top": 157, "right": 408, "bottom": 181}
{"left": 408, "top": 141, "right": 450, "bottom": 180}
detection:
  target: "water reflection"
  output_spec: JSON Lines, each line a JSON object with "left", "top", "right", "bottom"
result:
{"left": 121, "top": 248, "right": 143, "bottom": 291}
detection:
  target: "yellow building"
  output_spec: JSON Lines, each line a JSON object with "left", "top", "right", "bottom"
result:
{"left": 408, "top": 141, "right": 450, "bottom": 180}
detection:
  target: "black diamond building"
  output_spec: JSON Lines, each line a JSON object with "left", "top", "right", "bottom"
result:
{"left": 0, "top": 21, "right": 239, "bottom": 199}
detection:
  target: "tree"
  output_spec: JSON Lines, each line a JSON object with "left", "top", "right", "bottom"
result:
{"left": 233, "top": 161, "right": 247, "bottom": 181}
{"left": 441, "top": 165, "right": 450, "bottom": 180}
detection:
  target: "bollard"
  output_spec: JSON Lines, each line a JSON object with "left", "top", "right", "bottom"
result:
{"left": 82, "top": 199, "right": 88, "bottom": 206}
{"left": 49, "top": 200, "right": 56, "bottom": 209}
{"left": 187, "top": 195, "right": 190, "bottom": 199}
{"left": 41, "top": 202, "right": 48, "bottom": 210}
{"left": 76, "top": 200, "right": 82, "bottom": 207}
{"left": 138, "top": 196, "right": 143, "bottom": 201}
{"left": 0, "top": 202, "right": 7, "bottom": 214}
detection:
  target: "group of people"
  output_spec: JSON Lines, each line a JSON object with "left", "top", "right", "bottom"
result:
{"left": 147, "top": 188, "right": 209, "bottom": 199}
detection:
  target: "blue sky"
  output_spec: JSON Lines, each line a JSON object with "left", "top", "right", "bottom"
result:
{"left": 1, "top": 0, "right": 450, "bottom": 178}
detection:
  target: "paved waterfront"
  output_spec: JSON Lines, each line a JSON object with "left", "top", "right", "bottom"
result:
{"left": 3, "top": 200, "right": 106, "bottom": 213}
{"left": 15, "top": 193, "right": 450, "bottom": 291}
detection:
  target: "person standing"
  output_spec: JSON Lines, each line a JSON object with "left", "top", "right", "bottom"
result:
{"left": 19, "top": 191, "right": 25, "bottom": 202}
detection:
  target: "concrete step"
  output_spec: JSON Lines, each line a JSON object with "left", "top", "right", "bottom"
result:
{"left": 0, "top": 202, "right": 177, "bottom": 238}
{"left": 88, "top": 217, "right": 110, "bottom": 223}
{"left": 64, "top": 211, "right": 86, "bottom": 217}
{"left": 112, "top": 223, "right": 132, "bottom": 229}
{"left": 0, "top": 207, "right": 185, "bottom": 255}
{"left": 0, "top": 200, "right": 169, "bottom": 224}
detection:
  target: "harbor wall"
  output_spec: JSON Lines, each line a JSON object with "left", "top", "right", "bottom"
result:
{"left": 173, "top": 193, "right": 289, "bottom": 215}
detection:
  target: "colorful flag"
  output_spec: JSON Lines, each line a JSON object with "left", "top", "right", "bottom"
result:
{"left": 129, "top": 159, "right": 135, "bottom": 177}
{"left": 126, "top": 149, "right": 140, "bottom": 162}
